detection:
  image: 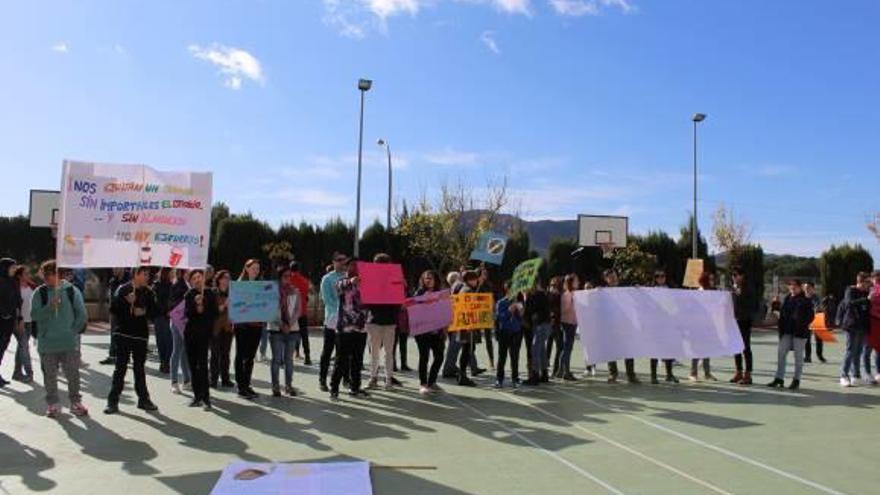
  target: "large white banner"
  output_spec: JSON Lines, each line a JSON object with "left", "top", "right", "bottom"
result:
{"left": 57, "top": 160, "right": 212, "bottom": 269}
{"left": 574, "top": 287, "right": 744, "bottom": 364}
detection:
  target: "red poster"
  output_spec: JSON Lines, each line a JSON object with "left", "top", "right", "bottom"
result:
{"left": 357, "top": 262, "right": 406, "bottom": 305}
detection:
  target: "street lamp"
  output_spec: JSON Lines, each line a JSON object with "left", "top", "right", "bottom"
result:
{"left": 377, "top": 138, "right": 392, "bottom": 230}
{"left": 354, "top": 78, "right": 372, "bottom": 259}
{"left": 691, "top": 113, "right": 707, "bottom": 260}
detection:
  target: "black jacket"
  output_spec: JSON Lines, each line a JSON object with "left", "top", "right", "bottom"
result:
{"left": 526, "top": 289, "right": 551, "bottom": 326}
{"left": 732, "top": 284, "right": 758, "bottom": 324}
{"left": 840, "top": 286, "right": 870, "bottom": 332}
{"left": 170, "top": 278, "right": 189, "bottom": 309}
{"left": 111, "top": 282, "right": 159, "bottom": 340}
{"left": 366, "top": 304, "right": 400, "bottom": 326}
{"left": 0, "top": 258, "right": 21, "bottom": 320}
{"left": 778, "top": 293, "right": 815, "bottom": 338}
{"left": 153, "top": 279, "right": 173, "bottom": 316}
{"left": 184, "top": 288, "right": 218, "bottom": 338}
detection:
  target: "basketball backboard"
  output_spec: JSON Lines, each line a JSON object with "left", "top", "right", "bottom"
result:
{"left": 29, "top": 190, "right": 60, "bottom": 228}
{"left": 577, "top": 214, "right": 628, "bottom": 249}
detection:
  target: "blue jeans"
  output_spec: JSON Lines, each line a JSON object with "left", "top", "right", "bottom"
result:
{"left": 14, "top": 322, "right": 34, "bottom": 377}
{"left": 153, "top": 316, "right": 173, "bottom": 367}
{"left": 863, "top": 344, "right": 880, "bottom": 377}
{"left": 531, "top": 323, "right": 551, "bottom": 375}
{"left": 841, "top": 329, "right": 866, "bottom": 378}
{"left": 560, "top": 323, "right": 578, "bottom": 375}
{"left": 259, "top": 327, "right": 269, "bottom": 357}
{"left": 269, "top": 331, "right": 301, "bottom": 389}
{"left": 171, "top": 323, "right": 191, "bottom": 384}
{"left": 443, "top": 333, "right": 462, "bottom": 375}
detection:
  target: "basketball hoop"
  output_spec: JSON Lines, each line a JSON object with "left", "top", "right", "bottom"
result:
{"left": 597, "top": 242, "right": 616, "bottom": 259}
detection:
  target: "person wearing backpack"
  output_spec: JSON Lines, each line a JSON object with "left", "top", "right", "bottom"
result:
{"left": 31, "top": 260, "right": 89, "bottom": 418}
{"left": 104, "top": 266, "right": 159, "bottom": 414}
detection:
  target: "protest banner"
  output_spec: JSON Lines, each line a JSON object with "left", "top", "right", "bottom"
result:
{"left": 870, "top": 292, "right": 880, "bottom": 352}
{"left": 507, "top": 258, "right": 543, "bottom": 297}
{"left": 170, "top": 300, "right": 187, "bottom": 335}
{"left": 810, "top": 312, "right": 837, "bottom": 343}
{"left": 449, "top": 293, "right": 495, "bottom": 332}
{"left": 682, "top": 259, "right": 705, "bottom": 288}
{"left": 229, "top": 281, "right": 280, "bottom": 324}
{"left": 574, "top": 287, "right": 744, "bottom": 364}
{"left": 57, "top": 160, "right": 212, "bottom": 269}
{"left": 470, "top": 231, "right": 509, "bottom": 265}
{"left": 357, "top": 262, "right": 406, "bottom": 305}
{"left": 405, "top": 289, "right": 453, "bottom": 336}
{"left": 211, "top": 461, "right": 372, "bottom": 495}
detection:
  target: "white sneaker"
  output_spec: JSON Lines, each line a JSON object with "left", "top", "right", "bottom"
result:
{"left": 419, "top": 386, "right": 430, "bottom": 395}
{"left": 171, "top": 383, "right": 182, "bottom": 394}
{"left": 183, "top": 382, "right": 193, "bottom": 392}
{"left": 688, "top": 374, "right": 699, "bottom": 382}
{"left": 864, "top": 376, "right": 877, "bottom": 386}
{"left": 874, "top": 374, "right": 880, "bottom": 383}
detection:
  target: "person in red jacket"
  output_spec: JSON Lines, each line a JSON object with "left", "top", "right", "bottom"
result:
{"left": 289, "top": 261, "right": 312, "bottom": 365}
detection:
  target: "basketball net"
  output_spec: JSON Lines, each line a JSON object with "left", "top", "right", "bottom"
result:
{"left": 597, "top": 242, "right": 616, "bottom": 259}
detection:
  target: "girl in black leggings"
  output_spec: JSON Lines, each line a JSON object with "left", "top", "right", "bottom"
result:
{"left": 234, "top": 259, "right": 264, "bottom": 400}
{"left": 413, "top": 271, "right": 448, "bottom": 394}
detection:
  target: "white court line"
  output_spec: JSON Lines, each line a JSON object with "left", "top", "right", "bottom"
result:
{"left": 443, "top": 393, "right": 626, "bottom": 495}
{"left": 502, "top": 392, "right": 734, "bottom": 495}
{"left": 553, "top": 387, "right": 849, "bottom": 495}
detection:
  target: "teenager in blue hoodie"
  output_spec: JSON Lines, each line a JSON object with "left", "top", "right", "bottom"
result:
{"left": 494, "top": 282, "right": 524, "bottom": 388}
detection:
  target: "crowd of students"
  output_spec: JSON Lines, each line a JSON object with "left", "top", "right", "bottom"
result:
{"left": 0, "top": 253, "right": 878, "bottom": 419}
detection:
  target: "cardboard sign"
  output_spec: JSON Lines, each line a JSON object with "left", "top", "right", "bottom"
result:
{"left": 470, "top": 231, "right": 509, "bottom": 265}
{"left": 449, "top": 293, "right": 495, "bottom": 332}
{"left": 507, "top": 258, "right": 543, "bottom": 297}
{"left": 809, "top": 312, "right": 838, "bottom": 343}
{"left": 229, "top": 281, "right": 280, "bottom": 324}
{"left": 405, "top": 289, "right": 453, "bottom": 336}
{"left": 357, "top": 262, "right": 405, "bottom": 305}
{"left": 682, "top": 258, "right": 705, "bottom": 288}
{"left": 58, "top": 160, "right": 212, "bottom": 269}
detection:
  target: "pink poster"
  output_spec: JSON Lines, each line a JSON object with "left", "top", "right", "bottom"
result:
{"left": 357, "top": 262, "right": 406, "bottom": 305}
{"left": 405, "top": 290, "right": 453, "bottom": 336}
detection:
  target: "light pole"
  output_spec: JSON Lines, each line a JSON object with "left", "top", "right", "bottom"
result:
{"left": 377, "top": 138, "right": 392, "bottom": 230}
{"left": 691, "top": 112, "right": 706, "bottom": 260}
{"left": 354, "top": 78, "right": 372, "bottom": 259}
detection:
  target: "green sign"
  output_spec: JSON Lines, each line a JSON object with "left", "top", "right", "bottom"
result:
{"left": 507, "top": 258, "right": 543, "bottom": 298}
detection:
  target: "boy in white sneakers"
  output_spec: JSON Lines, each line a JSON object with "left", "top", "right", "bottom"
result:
{"left": 31, "top": 260, "right": 89, "bottom": 418}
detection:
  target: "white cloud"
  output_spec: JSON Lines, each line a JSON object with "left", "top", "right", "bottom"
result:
{"left": 549, "top": 0, "right": 635, "bottom": 16}
{"left": 480, "top": 31, "right": 501, "bottom": 54}
{"left": 51, "top": 42, "right": 69, "bottom": 53}
{"left": 754, "top": 164, "right": 795, "bottom": 177}
{"left": 490, "top": 0, "right": 531, "bottom": 15}
{"left": 423, "top": 147, "right": 482, "bottom": 166}
{"left": 367, "top": 0, "right": 422, "bottom": 18}
{"left": 188, "top": 43, "right": 264, "bottom": 89}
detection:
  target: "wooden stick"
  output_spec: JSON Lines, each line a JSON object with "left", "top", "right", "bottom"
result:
{"left": 371, "top": 465, "right": 438, "bottom": 471}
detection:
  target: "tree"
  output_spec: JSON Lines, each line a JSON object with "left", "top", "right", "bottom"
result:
{"left": 360, "top": 220, "right": 390, "bottom": 262}
{"left": 611, "top": 242, "right": 657, "bottom": 286}
{"left": 262, "top": 241, "right": 294, "bottom": 270}
{"left": 212, "top": 214, "right": 276, "bottom": 275}
{"left": 711, "top": 203, "right": 752, "bottom": 257}
{"left": 546, "top": 237, "right": 578, "bottom": 278}
{"left": 637, "top": 231, "right": 683, "bottom": 287}
{"left": 0, "top": 215, "right": 54, "bottom": 265}
{"left": 499, "top": 227, "right": 532, "bottom": 282}
{"left": 764, "top": 254, "right": 820, "bottom": 281}
{"left": 820, "top": 244, "right": 874, "bottom": 300}
{"left": 209, "top": 202, "right": 230, "bottom": 259}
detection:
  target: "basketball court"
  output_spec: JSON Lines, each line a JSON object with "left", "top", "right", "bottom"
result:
{"left": 2, "top": 326, "right": 878, "bottom": 495}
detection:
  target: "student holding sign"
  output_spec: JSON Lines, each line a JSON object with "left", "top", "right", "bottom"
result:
{"left": 330, "top": 262, "right": 370, "bottom": 400}
{"left": 364, "top": 254, "right": 403, "bottom": 391}
{"left": 184, "top": 269, "right": 218, "bottom": 411}
{"left": 603, "top": 269, "right": 639, "bottom": 384}
{"left": 453, "top": 271, "right": 481, "bottom": 387}
{"left": 412, "top": 270, "right": 448, "bottom": 395}
{"left": 234, "top": 259, "right": 264, "bottom": 400}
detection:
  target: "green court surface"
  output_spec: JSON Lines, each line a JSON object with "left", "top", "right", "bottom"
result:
{"left": 2, "top": 328, "right": 879, "bottom": 495}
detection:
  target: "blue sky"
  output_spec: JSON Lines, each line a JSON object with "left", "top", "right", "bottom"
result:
{"left": 1, "top": 0, "right": 878, "bottom": 258}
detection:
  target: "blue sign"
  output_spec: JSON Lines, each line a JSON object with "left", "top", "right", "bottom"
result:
{"left": 229, "top": 281, "right": 280, "bottom": 324}
{"left": 470, "top": 231, "right": 509, "bottom": 265}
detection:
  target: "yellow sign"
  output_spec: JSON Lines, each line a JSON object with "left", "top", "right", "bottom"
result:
{"left": 682, "top": 258, "right": 704, "bottom": 288}
{"left": 449, "top": 293, "right": 495, "bottom": 332}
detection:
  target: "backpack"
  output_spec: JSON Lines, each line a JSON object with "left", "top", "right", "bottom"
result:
{"left": 37, "top": 285, "right": 86, "bottom": 335}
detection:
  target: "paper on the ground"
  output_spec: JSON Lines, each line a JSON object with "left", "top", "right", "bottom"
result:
{"left": 575, "top": 287, "right": 744, "bottom": 364}
{"left": 58, "top": 160, "right": 212, "bottom": 269}
{"left": 210, "top": 461, "right": 372, "bottom": 495}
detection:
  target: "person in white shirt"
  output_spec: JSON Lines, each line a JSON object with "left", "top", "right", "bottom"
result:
{"left": 13, "top": 266, "right": 35, "bottom": 383}
{"left": 268, "top": 266, "right": 302, "bottom": 397}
